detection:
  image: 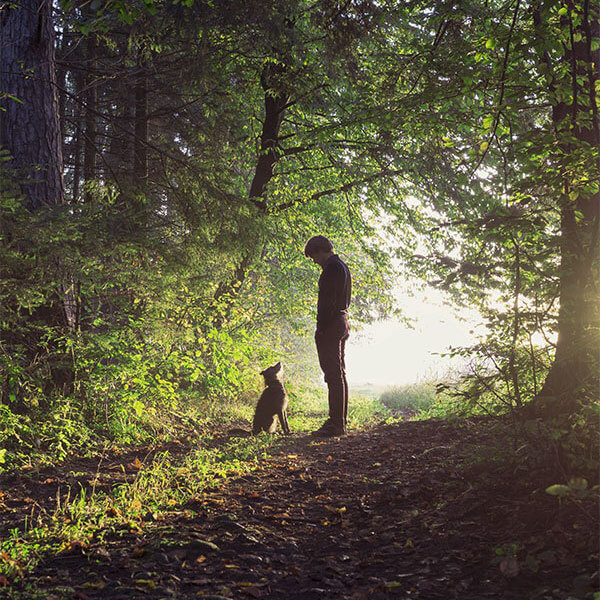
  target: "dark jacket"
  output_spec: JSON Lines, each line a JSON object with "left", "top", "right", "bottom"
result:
{"left": 317, "top": 254, "right": 351, "bottom": 331}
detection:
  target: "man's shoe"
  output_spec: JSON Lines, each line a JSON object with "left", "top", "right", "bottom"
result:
{"left": 312, "top": 421, "right": 346, "bottom": 437}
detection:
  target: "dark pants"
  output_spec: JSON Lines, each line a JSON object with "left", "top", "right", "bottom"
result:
{"left": 315, "top": 315, "right": 350, "bottom": 430}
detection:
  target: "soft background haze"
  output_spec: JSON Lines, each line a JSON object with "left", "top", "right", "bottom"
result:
{"left": 346, "top": 288, "right": 480, "bottom": 386}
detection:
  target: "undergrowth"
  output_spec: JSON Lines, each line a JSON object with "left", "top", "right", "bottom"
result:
{"left": 0, "top": 382, "right": 396, "bottom": 583}
{"left": 378, "top": 380, "right": 442, "bottom": 415}
{"left": 0, "top": 435, "right": 274, "bottom": 581}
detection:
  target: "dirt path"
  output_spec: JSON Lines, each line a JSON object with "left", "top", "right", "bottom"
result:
{"left": 2, "top": 418, "right": 597, "bottom": 599}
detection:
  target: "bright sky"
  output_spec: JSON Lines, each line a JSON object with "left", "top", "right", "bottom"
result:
{"left": 345, "top": 288, "right": 480, "bottom": 386}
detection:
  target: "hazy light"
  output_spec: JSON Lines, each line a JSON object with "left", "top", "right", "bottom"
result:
{"left": 346, "top": 288, "right": 479, "bottom": 387}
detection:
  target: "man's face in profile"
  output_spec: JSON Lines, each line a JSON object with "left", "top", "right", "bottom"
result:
{"left": 308, "top": 249, "right": 330, "bottom": 267}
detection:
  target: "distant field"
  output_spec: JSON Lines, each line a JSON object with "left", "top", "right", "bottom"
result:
{"left": 378, "top": 380, "right": 442, "bottom": 415}
{"left": 349, "top": 383, "right": 390, "bottom": 400}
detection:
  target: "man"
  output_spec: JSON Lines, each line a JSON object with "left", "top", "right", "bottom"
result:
{"left": 304, "top": 235, "right": 351, "bottom": 437}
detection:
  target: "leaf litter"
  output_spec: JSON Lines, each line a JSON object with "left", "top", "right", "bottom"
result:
{"left": 0, "top": 418, "right": 597, "bottom": 599}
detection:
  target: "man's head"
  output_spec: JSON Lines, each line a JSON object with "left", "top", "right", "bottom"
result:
{"left": 304, "top": 235, "right": 334, "bottom": 266}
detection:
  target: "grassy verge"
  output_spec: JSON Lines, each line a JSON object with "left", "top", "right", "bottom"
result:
{"left": 0, "top": 384, "right": 394, "bottom": 585}
{"left": 378, "top": 380, "right": 444, "bottom": 416}
{"left": 0, "top": 435, "right": 274, "bottom": 582}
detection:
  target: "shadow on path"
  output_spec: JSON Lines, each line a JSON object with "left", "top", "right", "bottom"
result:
{"left": 3, "top": 418, "right": 597, "bottom": 599}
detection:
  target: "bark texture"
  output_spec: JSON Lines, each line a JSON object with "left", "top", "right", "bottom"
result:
{"left": 83, "top": 33, "right": 97, "bottom": 203}
{"left": 249, "top": 60, "right": 290, "bottom": 208}
{"left": 534, "top": 1, "right": 600, "bottom": 409}
{"left": 0, "top": 0, "right": 64, "bottom": 209}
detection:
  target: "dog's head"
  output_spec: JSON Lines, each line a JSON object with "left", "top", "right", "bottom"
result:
{"left": 260, "top": 361, "right": 282, "bottom": 382}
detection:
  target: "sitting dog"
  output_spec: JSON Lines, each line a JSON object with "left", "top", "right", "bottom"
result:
{"left": 252, "top": 362, "right": 290, "bottom": 435}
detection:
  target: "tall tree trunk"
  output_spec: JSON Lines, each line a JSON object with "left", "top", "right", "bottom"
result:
{"left": 56, "top": 25, "right": 69, "bottom": 143}
{"left": 0, "top": 0, "right": 65, "bottom": 209}
{"left": 83, "top": 33, "right": 97, "bottom": 203}
{"left": 0, "top": 0, "right": 73, "bottom": 396}
{"left": 534, "top": 1, "right": 600, "bottom": 411}
{"left": 248, "top": 60, "right": 290, "bottom": 209}
{"left": 212, "top": 59, "right": 290, "bottom": 323}
{"left": 133, "top": 59, "right": 148, "bottom": 195}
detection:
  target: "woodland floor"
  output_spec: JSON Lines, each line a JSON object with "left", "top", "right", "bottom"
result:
{"left": 1, "top": 417, "right": 598, "bottom": 600}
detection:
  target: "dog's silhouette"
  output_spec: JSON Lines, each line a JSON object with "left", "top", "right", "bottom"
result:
{"left": 252, "top": 362, "right": 290, "bottom": 435}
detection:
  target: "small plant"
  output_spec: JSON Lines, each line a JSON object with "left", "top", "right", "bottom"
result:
{"left": 546, "top": 477, "right": 598, "bottom": 501}
{"left": 379, "top": 380, "right": 445, "bottom": 416}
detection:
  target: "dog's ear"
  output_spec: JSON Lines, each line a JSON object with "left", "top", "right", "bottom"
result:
{"left": 274, "top": 361, "right": 282, "bottom": 372}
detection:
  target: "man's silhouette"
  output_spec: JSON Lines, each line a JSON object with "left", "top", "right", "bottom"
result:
{"left": 304, "top": 235, "right": 351, "bottom": 437}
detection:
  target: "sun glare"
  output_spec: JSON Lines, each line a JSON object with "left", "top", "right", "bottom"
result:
{"left": 346, "top": 288, "right": 480, "bottom": 387}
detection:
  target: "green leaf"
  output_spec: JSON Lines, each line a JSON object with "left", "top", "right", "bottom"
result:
{"left": 0, "top": 448, "right": 6, "bottom": 464}
{"left": 132, "top": 400, "right": 145, "bottom": 417}
{"left": 545, "top": 484, "right": 570, "bottom": 497}
{"left": 568, "top": 477, "right": 587, "bottom": 491}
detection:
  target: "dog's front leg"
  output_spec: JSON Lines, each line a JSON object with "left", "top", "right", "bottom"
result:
{"left": 279, "top": 409, "right": 291, "bottom": 434}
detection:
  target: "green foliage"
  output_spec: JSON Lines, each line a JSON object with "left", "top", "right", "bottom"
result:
{"left": 379, "top": 381, "right": 444, "bottom": 415}
{"left": 1, "top": 0, "right": 597, "bottom": 463}
{"left": 546, "top": 477, "right": 597, "bottom": 500}
{"left": 0, "top": 384, "right": 396, "bottom": 581}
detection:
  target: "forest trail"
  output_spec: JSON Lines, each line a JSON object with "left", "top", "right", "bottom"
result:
{"left": 1, "top": 418, "right": 597, "bottom": 600}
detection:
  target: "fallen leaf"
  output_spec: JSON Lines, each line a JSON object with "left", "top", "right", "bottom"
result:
{"left": 60, "top": 540, "right": 87, "bottom": 555}
{"left": 325, "top": 505, "right": 347, "bottom": 515}
{"left": 383, "top": 581, "right": 403, "bottom": 589}
{"left": 80, "top": 581, "right": 106, "bottom": 589}
{"left": 273, "top": 512, "right": 291, "bottom": 519}
{"left": 499, "top": 557, "right": 519, "bottom": 578}
{"left": 0, "top": 576, "right": 8, "bottom": 587}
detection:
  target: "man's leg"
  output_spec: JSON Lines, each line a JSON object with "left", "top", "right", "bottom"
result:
{"left": 340, "top": 333, "right": 349, "bottom": 429}
{"left": 315, "top": 319, "right": 348, "bottom": 434}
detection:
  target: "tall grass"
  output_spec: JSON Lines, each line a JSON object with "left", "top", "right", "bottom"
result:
{"left": 378, "top": 380, "right": 441, "bottom": 415}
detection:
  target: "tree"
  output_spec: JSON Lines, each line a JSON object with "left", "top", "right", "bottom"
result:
{"left": 531, "top": 0, "right": 599, "bottom": 408}
{"left": 333, "top": 0, "right": 599, "bottom": 413}
{"left": 0, "top": 0, "right": 64, "bottom": 209}
{"left": 0, "top": 0, "right": 75, "bottom": 398}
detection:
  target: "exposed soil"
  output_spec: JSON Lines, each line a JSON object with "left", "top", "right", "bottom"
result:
{"left": 1, "top": 418, "right": 598, "bottom": 599}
